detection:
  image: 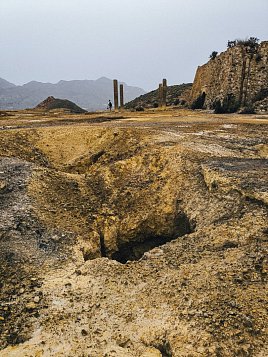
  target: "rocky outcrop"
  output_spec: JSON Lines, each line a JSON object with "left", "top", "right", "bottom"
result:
{"left": 190, "top": 41, "right": 268, "bottom": 112}
{"left": 125, "top": 83, "right": 192, "bottom": 109}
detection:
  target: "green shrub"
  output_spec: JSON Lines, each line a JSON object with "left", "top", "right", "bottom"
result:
{"left": 227, "top": 37, "right": 259, "bottom": 49}
{"left": 209, "top": 51, "right": 218, "bottom": 60}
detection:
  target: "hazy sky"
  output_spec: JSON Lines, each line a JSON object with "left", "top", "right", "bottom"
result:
{"left": 1, "top": 0, "right": 268, "bottom": 91}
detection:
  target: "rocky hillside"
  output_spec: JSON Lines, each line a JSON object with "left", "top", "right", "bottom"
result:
{"left": 35, "top": 96, "right": 86, "bottom": 114}
{"left": 125, "top": 83, "right": 192, "bottom": 109}
{"left": 0, "top": 77, "right": 145, "bottom": 111}
{"left": 0, "top": 110, "right": 267, "bottom": 356}
{"left": 190, "top": 40, "right": 268, "bottom": 113}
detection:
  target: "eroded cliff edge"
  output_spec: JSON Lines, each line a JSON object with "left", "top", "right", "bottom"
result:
{"left": 190, "top": 41, "right": 268, "bottom": 113}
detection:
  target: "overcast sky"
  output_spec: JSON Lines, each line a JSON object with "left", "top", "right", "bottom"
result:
{"left": 1, "top": 0, "right": 268, "bottom": 91}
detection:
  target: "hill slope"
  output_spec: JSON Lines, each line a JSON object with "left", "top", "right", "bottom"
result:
{"left": 35, "top": 96, "right": 86, "bottom": 113}
{"left": 0, "top": 77, "right": 145, "bottom": 111}
{"left": 125, "top": 83, "right": 192, "bottom": 109}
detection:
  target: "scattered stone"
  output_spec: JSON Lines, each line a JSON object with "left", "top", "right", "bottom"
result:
{"left": 141, "top": 348, "right": 162, "bottom": 357}
{"left": 0, "top": 180, "right": 7, "bottom": 191}
{"left": 25, "top": 302, "right": 37, "bottom": 311}
{"left": 33, "top": 296, "right": 40, "bottom": 303}
{"left": 81, "top": 329, "right": 88, "bottom": 336}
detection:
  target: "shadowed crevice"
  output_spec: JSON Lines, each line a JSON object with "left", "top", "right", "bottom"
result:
{"left": 110, "top": 212, "right": 194, "bottom": 264}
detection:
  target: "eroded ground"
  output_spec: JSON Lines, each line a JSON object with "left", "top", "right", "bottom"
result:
{"left": 0, "top": 109, "right": 267, "bottom": 356}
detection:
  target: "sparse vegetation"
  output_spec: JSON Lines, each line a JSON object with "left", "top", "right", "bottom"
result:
{"left": 227, "top": 37, "right": 260, "bottom": 49}
{"left": 255, "top": 53, "right": 262, "bottom": 62}
{"left": 209, "top": 51, "right": 218, "bottom": 60}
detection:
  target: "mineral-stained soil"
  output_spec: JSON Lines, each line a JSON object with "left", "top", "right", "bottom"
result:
{"left": 0, "top": 109, "right": 267, "bottom": 357}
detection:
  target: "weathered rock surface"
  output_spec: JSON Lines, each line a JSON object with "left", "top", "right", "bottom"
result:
{"left": 125, "top": 84, "right": 192, "bottom": 109}
{"left": 0, "top": 110, "right": 267, "bottom": 356}
{"left": 190, "top": 41, "right": 268, "bottom": 112}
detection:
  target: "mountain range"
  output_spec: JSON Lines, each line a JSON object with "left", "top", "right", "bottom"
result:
{"left": 0, "top": 77, "right": 146, "bottom": 111}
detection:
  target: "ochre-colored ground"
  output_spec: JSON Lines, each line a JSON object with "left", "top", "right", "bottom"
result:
{"left": 0, "top": 109, "right": 267, "bottom": 356}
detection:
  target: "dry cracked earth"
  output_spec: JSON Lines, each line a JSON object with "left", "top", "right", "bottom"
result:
{"left": 0, "top": 109, "right": 267, "bottom": 357}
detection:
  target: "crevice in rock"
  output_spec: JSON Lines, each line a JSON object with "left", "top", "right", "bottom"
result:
{"left": 110, "top": 212, "right": 194, "bottom": 264}
{"left": 99, "top": 232, "right": 107, "bottom": 257}
{"left": 153, "top": 341, "right": 172, "bottom": 357}
{"left": 90, "top": 150, "right": 105, "bottom": 164}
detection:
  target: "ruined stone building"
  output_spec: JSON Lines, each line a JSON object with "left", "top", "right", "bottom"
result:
{"left": 190, "top": 41, "right": 268, "bottom": 112}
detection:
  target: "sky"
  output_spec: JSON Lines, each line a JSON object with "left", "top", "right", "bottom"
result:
{"left": 1, "top": 0, "right": 268, "bottom": 91}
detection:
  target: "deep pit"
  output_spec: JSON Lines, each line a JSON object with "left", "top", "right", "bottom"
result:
{"left": 110, "top": 212, "right": 193, "bottom": 263}
{"left": 111, "top": 236, "right": 174, "bottom": 263}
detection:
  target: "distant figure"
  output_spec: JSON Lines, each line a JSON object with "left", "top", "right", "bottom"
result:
{"left": 108, "top": 100, "right": 112, "bottom": 111}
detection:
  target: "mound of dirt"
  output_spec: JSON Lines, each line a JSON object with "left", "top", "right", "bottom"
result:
{"left": 35, "top": 96, "right": 86, "bottom": 113}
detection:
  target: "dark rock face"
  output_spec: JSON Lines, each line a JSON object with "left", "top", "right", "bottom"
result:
{"left": 35, "top": 96, "right": 86, "bottom": 113}
{"left": 190, "top": 41, "right": 268, "bottom": 113}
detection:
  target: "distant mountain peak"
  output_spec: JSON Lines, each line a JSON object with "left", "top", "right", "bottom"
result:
{"left": 0, "top": 78, "right": 145, "bottom": 110}
{"left": 96, "top": 77, "right": 112, "bottom": 83}
{"left": 0, "top": 77, "right": 16, "bottom": 89}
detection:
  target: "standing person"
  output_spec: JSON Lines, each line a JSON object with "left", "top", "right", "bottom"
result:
{"left": 108, "top": 100, "right": 112, "bottom": 111}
